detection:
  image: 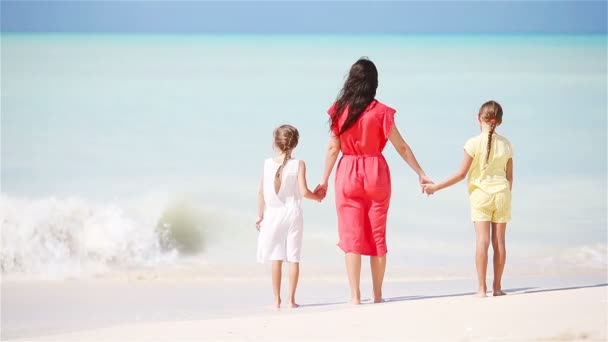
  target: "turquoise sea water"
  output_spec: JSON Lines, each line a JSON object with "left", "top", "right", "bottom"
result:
{"left": 1, "top": 34, "right": 606, "bottom": 278}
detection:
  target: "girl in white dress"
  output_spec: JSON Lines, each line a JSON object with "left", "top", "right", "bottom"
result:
{"left": 256, "top": 124, "right": 323, "bottom": 308}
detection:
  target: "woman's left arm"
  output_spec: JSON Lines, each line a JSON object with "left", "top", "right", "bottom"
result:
{"left": 388, "top": 124, "right": 433, "bottom": 186}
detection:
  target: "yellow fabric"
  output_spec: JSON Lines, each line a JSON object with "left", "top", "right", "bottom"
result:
{"left": 464, "top": 133, "right": 512, "bottom": 194}
{"left": 470, "top": 188, "right": 511, "bottom": 223}
{"left": 464, "top": 132, "right": 513, "bottom": 223}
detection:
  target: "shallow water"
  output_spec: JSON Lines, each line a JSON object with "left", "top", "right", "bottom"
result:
{"left": 1, "top": 34, "right": 606, "bottom": 278}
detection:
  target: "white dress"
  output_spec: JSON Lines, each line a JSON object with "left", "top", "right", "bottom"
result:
{"left": 257, "top": 158, "right": 304, "bottom": 263}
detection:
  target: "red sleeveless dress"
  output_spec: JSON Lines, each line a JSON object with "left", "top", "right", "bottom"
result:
{"left": 329, "top": 100, "right": 396, "bottom": 256}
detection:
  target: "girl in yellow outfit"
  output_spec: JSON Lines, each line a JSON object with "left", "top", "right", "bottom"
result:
{"left": 424, "top": 100, "right": 513, "bottom": 297}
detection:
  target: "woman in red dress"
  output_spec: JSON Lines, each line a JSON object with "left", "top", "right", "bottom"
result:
{"left": 317, "top": 58, "right": 432, "bottom": 304}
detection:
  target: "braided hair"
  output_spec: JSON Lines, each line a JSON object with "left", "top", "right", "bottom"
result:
{"left": 273, "top": 125, "right": 300, "bottom": 193}
{"left": 478, "top": 100, "right": 504, "bottom": 168}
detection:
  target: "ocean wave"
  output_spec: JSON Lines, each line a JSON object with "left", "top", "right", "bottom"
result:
{"left": 2, "top": 194, "right": 605, "bottom": 279}
{"left": 507, "top": 243, "right": 608, "bottom": 275}
{"left": 553, "top": 244, "right": 607, "bottom": 269}
{"left": 0, "top": 194, "right": 211, "bottom": 279}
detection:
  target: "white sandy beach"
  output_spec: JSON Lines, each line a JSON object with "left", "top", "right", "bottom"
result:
{"left": 13, "top": 286, "right": 608, "bottom": 341}
{"left": 3, "top": 269, "right": 606, "bottom": 342}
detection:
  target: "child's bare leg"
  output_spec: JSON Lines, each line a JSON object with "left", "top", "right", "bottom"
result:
{"left": 370, "top": 255, "right": 386, "bottom": 303}
{"left": 474, "top": 222, "right": 491, "bottom": 297}
{"left": 345, "top": 253, "right": 362, "bottom": 304}
{"left": 491, "top": 223, "right": 507, "bottom": 296}
{"left": 272, "top": 260, "right": 282, "bottom": 308}
{"left": 287, "top": 262, "right": 299, "bottom": 308}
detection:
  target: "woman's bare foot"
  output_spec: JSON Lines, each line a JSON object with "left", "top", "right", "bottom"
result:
{"left": 373, "top": 297, "right": 384, "bottom": 303}
{"left": 493, "top": 289, "right": 507, "bottom": 296}
{"left": 288, "top": 302, "right": 299, "bottom": 308}
{"left": 274, "top": 297, "right": 281, "bottom": 309}
{"left": 475, "top": 288, "right": 487, "bottom": 298}
{"left": 349, "top": 298, "right": 361, "bottom": 305}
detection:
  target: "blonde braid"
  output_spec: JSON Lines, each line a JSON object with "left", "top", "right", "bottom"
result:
{"left": 272, "top": 125, "right": 299, "bottom": 193}
{"left": 274, "top": 140, "right": 292, "bottom": 193}
{"left": 478, "top": 100, "right": 503, "bottom": 169}
{"left": 484, "top": 120, "right": 497, "bottom": 168}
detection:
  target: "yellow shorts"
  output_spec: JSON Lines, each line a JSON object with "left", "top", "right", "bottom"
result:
{"left": 469, "top": 188, "right": 511, "bottom": 223}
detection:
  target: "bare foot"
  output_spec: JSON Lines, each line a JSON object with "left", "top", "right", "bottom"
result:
{"left": 493, "top": 290, "right": 507, "bottom": 296}
{"left": 349, "top": 298, "right": 361, "bottom": 305}
{"left": 475, "top": 290, "right": 487, "bottom": 298}
{"left": 288, "top": 302, "right": 299, "bottom": 308}
{"left": 274, "top": 298, "right": 281, "bottom": 309}
{"left": 373, "top": 297, "right": 384, "bottom": 303}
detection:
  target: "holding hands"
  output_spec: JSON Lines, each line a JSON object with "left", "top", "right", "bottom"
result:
{"left": 313, "top": 176, "right": 434, "bottom": 202}
{"left": 423, "top": 183, "right": 438, "bottom": 195}
{"left": 419, "top": 175, "right": 434, "bottom": 194}
{"left": 313, "top": 183, "right": 327, "bottom": 201}
{"left": 313, "top": 175, "right": 434, "bottom": 202}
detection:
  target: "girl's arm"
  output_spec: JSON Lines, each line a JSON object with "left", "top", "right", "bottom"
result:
{"left": 506, "top": 158, "right": 513, "bottom": 191}
{"left": 424, "top": 151, "right": 473, "bottom": 195}
{"left": 298, "top": 160, "right": 322, "bottom": 201}
{"left": 388, "top": 124, "right": 433, "bottom": 186}
{"left": 318, "top": 134, "right": 341, "bottom": 193}
{"left": 256, "top": 176, "right": 264, "bottom": 229}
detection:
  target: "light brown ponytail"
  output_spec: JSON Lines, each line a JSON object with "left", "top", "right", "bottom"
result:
{"left": 485, "top": 120, "right": 497, "bottom": 167}
{"left": 478, "top": 100, "right": 503, "bottom": 168}
{"left": 272, "top": 125, "right": 299, "bottom": 193}
{"left": 274, "top": 149, "right": 292, "bottom": 193}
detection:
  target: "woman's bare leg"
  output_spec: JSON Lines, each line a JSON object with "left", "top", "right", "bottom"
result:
{"left": 370, "top": 255, "right": 387, "bottom": 303}
{"left": 345, "top": 253, "right": 362, "bottom": 304}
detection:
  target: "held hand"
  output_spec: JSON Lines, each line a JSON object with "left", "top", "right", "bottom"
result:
{"left": 419, "top": 175, "right": 434, "bottom": 193}
{"left": 423, "top": 184, "right": 437, "bottom": 196}
{"left": 313, "top": 191, "right": 324, "bottom": 202}
{"left": 312, "top": 189, "right": 325, "bottom": 202}
{"left": 255, "top": 216, "right": 263, "bottom": 230}
{"left": 314, "top": 183, "right": 328, "bottom": 201}
{"left": 419, "top": 175, "right": 433, "bottom": 185}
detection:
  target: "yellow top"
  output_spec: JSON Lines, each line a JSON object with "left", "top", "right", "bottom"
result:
{"left": 464, "top": 133, "right": 513, "bottom": 194}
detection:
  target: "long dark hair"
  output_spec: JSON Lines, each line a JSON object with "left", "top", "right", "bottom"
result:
{"left": 330, "top": 57, "right": 378, "bottom": 135}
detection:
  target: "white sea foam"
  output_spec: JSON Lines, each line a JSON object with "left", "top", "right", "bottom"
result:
{"left": 2, "top": 192, "right": 606, "bottom": 279}
{"left": 545, "top": 244, "right": 607, "bottom": 270}
{"left": 0, "top": 195, "right": 177, "bottom": 279}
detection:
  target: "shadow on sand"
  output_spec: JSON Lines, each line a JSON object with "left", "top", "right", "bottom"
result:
{"left": 300, "top": 283, "right": 608, "bottom": 308}
{"left": 385, "top": 283, "right": 608, "bottom": 303}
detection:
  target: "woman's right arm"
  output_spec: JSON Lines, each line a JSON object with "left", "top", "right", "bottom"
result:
{"left": 319, "top": 133, "right": 341, "bottom": 192}
{"left": 388, "top": 124, "right": 432, "bottom": 186}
